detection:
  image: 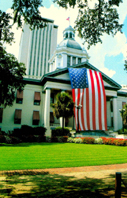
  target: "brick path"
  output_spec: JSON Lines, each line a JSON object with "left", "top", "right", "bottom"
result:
{"left": 0, "top": 163, "right": 127, "bottom": 175}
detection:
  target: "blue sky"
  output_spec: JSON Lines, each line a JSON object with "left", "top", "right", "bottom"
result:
{"left": 1, "top": 0, "right": 127, "bottom": 86}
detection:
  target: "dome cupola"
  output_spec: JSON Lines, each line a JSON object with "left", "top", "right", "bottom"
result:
{"left": 59, "top": 25, "right": 82, "bottom": 50}
{"left": 48, "top": 25, "right": 89, "bottom": 73}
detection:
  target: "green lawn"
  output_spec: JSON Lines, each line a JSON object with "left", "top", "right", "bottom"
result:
{"left": 0, "top": 143, "right": 127, "bottom": 171}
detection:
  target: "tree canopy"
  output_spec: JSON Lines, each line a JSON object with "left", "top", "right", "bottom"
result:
{"left": 0, "top": 46, "right": 26, "bottom": 107}
{"left": 0, "top": 11, "right": 26, "bottom": 107}
{"left": 10, "top": 0, "right": 123, "bottom": 49}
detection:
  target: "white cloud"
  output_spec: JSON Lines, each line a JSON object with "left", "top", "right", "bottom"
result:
{"left": 39, "top": 4, "right": 78, "bottom": 44}
{"left": 100, "top": 67, "right": 116, "bottom": 78}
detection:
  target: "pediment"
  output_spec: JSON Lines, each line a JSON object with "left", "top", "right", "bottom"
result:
{"left": 43, "top": 62, "right": 121, "bottom": 90}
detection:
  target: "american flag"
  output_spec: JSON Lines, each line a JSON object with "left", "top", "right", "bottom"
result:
{"left": 68, "top": 68, "right": 107, "bottom": 131}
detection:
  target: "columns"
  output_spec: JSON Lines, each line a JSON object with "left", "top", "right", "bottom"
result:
{"left": 113, "top": 97, "right": 118, "bottom": 131}
{"left": 106, "top": 99, "right": 111, "bottom": 127}
{"left": 44, "top": 88, "right": 51, "bottom": 136}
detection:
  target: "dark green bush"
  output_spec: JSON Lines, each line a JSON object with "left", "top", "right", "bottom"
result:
{"left": 0, "top": 135, "right": 6, "bottom": 143}
{"left": 33, "top": 127, "right": 46, "bottom": 135}
{"left": 12, "top": 125, "right": 46, "bottom": 137}
{"left": 52, "top": 127, "right": 70, "bottom": 137}
{"left": 118, "top": 128, "right": 127, "bottom": 134}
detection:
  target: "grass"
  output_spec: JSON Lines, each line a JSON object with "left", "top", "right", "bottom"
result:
{"left": 0, "top": 143, "right": 127, "bottom": 171}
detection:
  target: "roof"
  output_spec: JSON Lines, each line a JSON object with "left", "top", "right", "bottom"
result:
{"left": 23, "top": 61, "right": 122, "bottom": 91}
{"left": 59, "top": 39, "right": 82, "bottom": 50}
{"left": 42, "top": 61, "right": 122, "bottom": 90}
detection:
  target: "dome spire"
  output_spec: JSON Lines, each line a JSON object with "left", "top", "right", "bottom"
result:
{"left": 66, "top": 17, "right": 70, "bottom": 26}
{"left": 63, "top": 25, "right": 75, "bottom": 40}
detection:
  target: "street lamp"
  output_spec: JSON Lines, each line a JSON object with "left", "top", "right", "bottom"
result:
{"left": 75, "top": 104, "right": 82, "bottom": 133}
{"left": 119, "top": 109, "right": 125, "bottom": 133}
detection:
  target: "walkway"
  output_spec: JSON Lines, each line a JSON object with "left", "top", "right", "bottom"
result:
{"left": 0, "top": 163, "right": 127, "bottom": 176}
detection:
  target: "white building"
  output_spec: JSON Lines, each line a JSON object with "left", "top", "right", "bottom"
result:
{"left": 0, "top": 22, "right": 127, "bottom": 136}
{"left": 19, "top": 18, "right": 58, "bottom": 78}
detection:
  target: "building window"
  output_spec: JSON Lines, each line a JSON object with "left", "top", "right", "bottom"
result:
{"left": 78, "top": 58, "right": 81, "bottom": 64}
{"left": 50, "top": 93, "right": 54, "bottom": 104}
{"left": 110, "top": 100, "right": 113, "bottom": 112}
{"left": 16, "top": 90, "right": 23, "bottom": 104}
{"left": 50, "top": 112, "right": 54, "bottom": 126}
{"left": 14, "top": 109, "right": 22, "bottom": 124}
{"left": 72, "top": 57, "right": 76, "bottom": 65}
{"left": 0, "top": 108, "right": 3, "bottom": 123}
{"left": 67, "top": 55, "right": 71, "bottom": 67}
{"left": 111, "top": 117, "right": 113, "bottom": 127}
{"left": 33, "top": 111, "right": 40, "bottom": 125}
{"left": 34, "top": 92, "right": 41, "bottom": 105}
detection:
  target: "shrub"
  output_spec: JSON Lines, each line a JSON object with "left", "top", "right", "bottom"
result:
{"left": 67, "top": 137, "right": 75, "bottom": 143}
{"left": 46, "top": 136, "right": 51, "bottom": 143}
{"left": 52, "top": 127, "right": 70, "bottom": 137}
{"left": 57, "top": 136, "right": 68, "bottom": 143}
{"left": 82, "top": 137, "right": 95, "bottom": 144}
{"left": 5, "top": 136, "right": 12, "bottom": 144}
{"left": 74, "top": 138, "right": 83, "bottom": 143}
{"left": 118, "top": 128, "right": 127, "bottom": 134}
{"left": 33, "top": 127, "right": 46, "bottom": 135}
{"left": 101, "top": 137, "right": 127, "bottom": 146}
{"left": 94, "top": 138, "right": 103, "bottom": 144}
{"left": 10, "top": 136, "right": 22, "bottom": 144}
{"left": 0, "top": 131, "right": 6, "bottom": 135}
{"left": 0, "top": 135, "right": 6, "bottom": 143}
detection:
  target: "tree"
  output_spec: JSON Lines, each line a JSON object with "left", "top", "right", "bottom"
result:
{"left": 54, "top": 0, "right": 123, "bottom": 49}
{"left": 51, "top": 92, "right": 74, "bottom": 129}
{"left": 9, "top": 0, "right": 127, "bottom": 65}
{"left": 0, "top": 11, "right": 26, "bottom": 107}
{"left": 124, "top": 59, "right": 127, "bottom": 71}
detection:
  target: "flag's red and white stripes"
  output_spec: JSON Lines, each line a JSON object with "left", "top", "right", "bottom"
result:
{"left": 72, "top": 69, "right": 107, "bottom": 131}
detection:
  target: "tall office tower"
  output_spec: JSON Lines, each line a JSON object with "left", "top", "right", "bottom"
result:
{"left": 18, "top": 18, "right": 58, "bottom": 78}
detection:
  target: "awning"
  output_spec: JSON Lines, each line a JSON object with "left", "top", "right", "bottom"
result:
{"left": 15, "top": 109, "right": 22, "bottom": 119}
{"left": 34, "top": 92, "right": 41, "bottom": 101}
{"left": 17, "top": 90, "right": 23, "bottom": 99}
{"left": 0, "top": 108, "right": 3, "bottom": 118}
{"left": 33, "top": 111, "right": 40, "bottom": 120}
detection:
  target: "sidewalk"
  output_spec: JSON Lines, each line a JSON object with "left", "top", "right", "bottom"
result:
{"left": 0, "top": 163, "right": 127, "bottom": 176}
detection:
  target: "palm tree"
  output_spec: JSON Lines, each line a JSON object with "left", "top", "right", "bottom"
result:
{"left": 51, "top": 91, "right": 74, "bottom": 129}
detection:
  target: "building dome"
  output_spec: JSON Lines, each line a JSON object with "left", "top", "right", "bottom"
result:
{"left": 58, "top": 25, "right": 82, "bottom": 50}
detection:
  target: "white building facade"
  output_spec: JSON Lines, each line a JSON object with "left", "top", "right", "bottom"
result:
{"left": 19, "top": 18, "right": 58, "bottom": 78}
{"left": 0, "top": 23, "right": 127, "bottom": 136}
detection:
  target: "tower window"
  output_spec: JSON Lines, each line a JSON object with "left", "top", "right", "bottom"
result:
{"left": 67, "top": 56, "right": 71, "bottom": 67}
{"left": 72, "top": 57, "right": 76, "bottom": 65}
{"left": 78, "top": 58, "right": 81, "bottom": 64}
